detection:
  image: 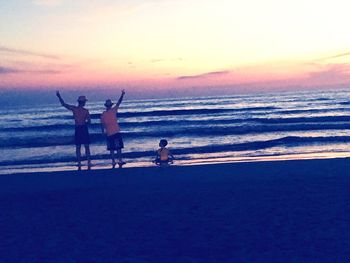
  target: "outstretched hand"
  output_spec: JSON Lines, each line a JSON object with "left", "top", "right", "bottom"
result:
{"left": 121, "top": 89, "right": 125, "bottom": 95}
{"left": 56, "top": 91, "right": 61, "bottom": 98}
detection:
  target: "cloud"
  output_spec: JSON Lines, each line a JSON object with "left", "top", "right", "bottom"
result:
{"left": 30, "top": 69, "right": 62, "bottom": 74}
{"left": 177, "top": 70, "right": 231, "bottom": 80}
{"left": 0, "top": 46, "right": 70, "bottom": 75}
{"left": 0, "top": 66, "right": 21, "bottom": 74}
{"left": 150, "top": 58, "right": 184, "bottom": 63}
{"left": 0, "top": 66, "right": 61, "bottom": 74}
{"left": 317, "top": 51, "right": 350, "bottom": 62}
{"left": 0, "top": 46, "right": 60, "bottom": 60}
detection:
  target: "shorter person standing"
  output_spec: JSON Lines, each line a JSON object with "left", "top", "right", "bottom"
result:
{"left": 101, "top": 90, "right": 126, "bottom": 168}
{"left": 56, "top": 91, "right": 92, "bottom": 170}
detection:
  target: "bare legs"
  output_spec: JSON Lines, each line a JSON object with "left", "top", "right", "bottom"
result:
{"left": 76, "top": 145, "right": 82, "bottom": 170}
{"left": 110, "top": 149, "right": 124, "bottom": 168}
{"left": 117, "top": 149, "right": 123, "bottom": 164}
{"left": 110, "top": 150, "right": 116, "bottom": 168}
{"left": 85, "top": 144, "right": 92, "bottom": 169}
{"left": 76, "top": 144, "right": 92, "bottom": 170}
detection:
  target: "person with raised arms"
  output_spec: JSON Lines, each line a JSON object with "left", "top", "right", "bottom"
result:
{"left": 56, "top": 91, "right": 92, "bottom": 170}
{"left": 101, "top": 90, "right": 126, "bottom": 168}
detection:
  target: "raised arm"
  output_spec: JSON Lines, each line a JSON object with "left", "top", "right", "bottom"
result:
{"left": 114, "top": 89, "right": 125, "bottom": 109}
{"left": 56, "top": 91, "right": 74, "bottom": 110}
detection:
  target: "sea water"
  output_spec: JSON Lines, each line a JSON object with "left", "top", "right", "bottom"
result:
{"left": 1, "top": 89, "right": 350, "bottom": 174}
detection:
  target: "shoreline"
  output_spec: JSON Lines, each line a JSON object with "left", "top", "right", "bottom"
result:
{"left": 2, "top": 150, "right": 350, "bottom": 176}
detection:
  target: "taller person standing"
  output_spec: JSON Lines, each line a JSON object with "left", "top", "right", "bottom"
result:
{"left": 101, "top": 89, "right": 126, "bottom": 168}
{"left": 56, "top": 91, "right": 92, "bottom": 170}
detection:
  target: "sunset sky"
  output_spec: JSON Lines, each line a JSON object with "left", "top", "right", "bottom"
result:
{"left": 1, "top": 0, "right": 350, "bottom": 95}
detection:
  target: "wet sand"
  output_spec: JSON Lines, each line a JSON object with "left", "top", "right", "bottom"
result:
{"left": 1, "top": 158, "right": 349, "bottom": 262}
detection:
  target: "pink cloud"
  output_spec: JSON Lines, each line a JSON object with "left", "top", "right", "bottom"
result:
{"left": 177, "top": 70, "right": 231, "bottom": 80}
{"left": 0, "top": 46, "right": 60, "bottom": 60}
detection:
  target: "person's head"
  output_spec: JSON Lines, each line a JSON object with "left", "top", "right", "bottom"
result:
{"left": 77, "top": 96, "right": 87, "bottom": 106}
{"left": 104, "top": 99, "right": 113, "bottom": 109}
{"left": 159, "top": 139, "right": 168, "bottom": 148}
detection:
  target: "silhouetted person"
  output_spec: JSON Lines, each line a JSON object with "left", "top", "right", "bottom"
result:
{"left": 56, "top": 91, "right": 92, "bottom": 170}
{"left": 101, "top": 90, "right": 126, "bottom": 168}
{"left": 154, "top": 139, "right": 174, "bottom": 166}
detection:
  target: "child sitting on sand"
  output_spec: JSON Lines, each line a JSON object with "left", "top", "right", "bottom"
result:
{"left": 154, "top": 139, "right": 174, "bottom": 166}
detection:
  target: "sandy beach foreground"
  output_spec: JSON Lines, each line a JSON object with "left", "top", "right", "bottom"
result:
{"left": 1, "top": 158, "right": 349, "bottom": 262}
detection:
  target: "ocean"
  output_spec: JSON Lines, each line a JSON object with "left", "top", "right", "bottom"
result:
{"left": 1, "top": 89, "right": 350, "bottom": 174}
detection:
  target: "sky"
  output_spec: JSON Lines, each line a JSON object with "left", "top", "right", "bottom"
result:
{"left": 1, "top": 0, "right": 350, "bottom": 97}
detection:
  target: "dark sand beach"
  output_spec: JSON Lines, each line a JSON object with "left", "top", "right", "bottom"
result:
{"left": 1, "top": 158, "right": 350, "bottom": 262}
